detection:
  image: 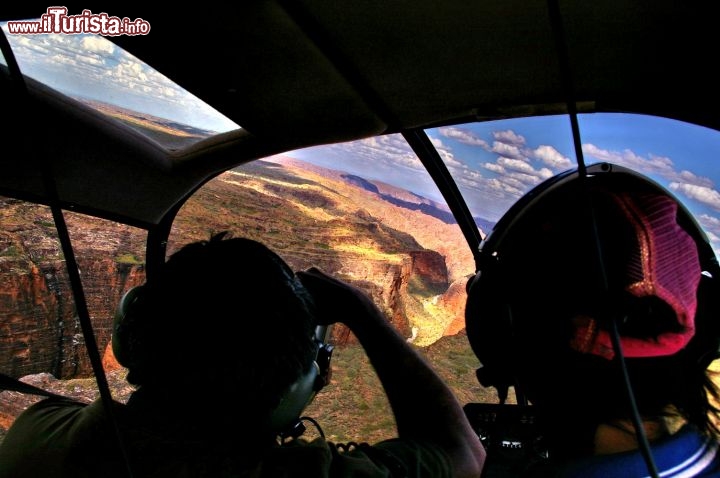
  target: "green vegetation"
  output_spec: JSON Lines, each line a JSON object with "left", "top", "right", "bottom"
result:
{"left": 303, "top": 343, "right": 395, "bottom": 444}
{"left": 0, "top": 245, "right": 21, "bottom": 258}
{"left": 407, "top": 274, "right": 446, "bottom": 297}
{"left": 115, "top": 254, "right": 144, "bottom": 265}
{"left": 302, "top": 335, "right": 489, "bottom": 445}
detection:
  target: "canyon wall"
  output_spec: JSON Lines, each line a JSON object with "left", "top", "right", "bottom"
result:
{"left": 0, "top": 198, "right": 146, "bottom": 379}
{"left": 0, "top": 215, "right": 458, "bottom": 378}
{"left": 0, "top": 157, "right": 472, "bottom": 382}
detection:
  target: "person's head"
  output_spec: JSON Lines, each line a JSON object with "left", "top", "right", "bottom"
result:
{"left": 466, "top": 165, "right": 720, "bottom": 457}
{"left": 112, "top": 232, "right": 319, "bottom": 434}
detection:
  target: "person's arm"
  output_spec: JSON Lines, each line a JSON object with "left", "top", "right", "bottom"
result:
{"left": 297, "top": 267, "right": 485, "bottom": 478}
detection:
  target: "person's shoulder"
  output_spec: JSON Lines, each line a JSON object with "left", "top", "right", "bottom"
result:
{"left": 4, "top": 396, "right": 89, "bottom": 437}
{"left": 0, "top": 397, "right": 103, "bottom": 477}
{"left": 21, "top": 395, "right": 87, "bottom": 412}
{"left": 655, "top": 425, "right": 720, "bottom": 477}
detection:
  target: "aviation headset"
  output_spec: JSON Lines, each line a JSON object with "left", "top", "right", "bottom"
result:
{"left": 113, "top": 278, "right": 333, "bottom": 438}
{"left": 465, "top": 162, "right": 720, "bottom": 402}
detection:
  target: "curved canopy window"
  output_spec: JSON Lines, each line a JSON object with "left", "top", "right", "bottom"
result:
{"left": 427, "top": 114, "right": 720, "bottom": 255}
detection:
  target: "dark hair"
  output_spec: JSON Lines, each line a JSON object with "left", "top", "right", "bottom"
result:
{"left": 121, "top": 233, "right": 318, "bottom": 419}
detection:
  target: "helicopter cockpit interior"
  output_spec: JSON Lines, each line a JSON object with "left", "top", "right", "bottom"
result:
{"left": 1, "top": 2, "right": 719, "bottom": 477}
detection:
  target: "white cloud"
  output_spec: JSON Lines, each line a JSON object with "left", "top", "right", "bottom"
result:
{"left": 465, "top": 169, "right": 484, "bottom": 181}
{"left": 506, "top": 170, "right": 544, "bottom": 187}
{"left": 583, "top": 143, "right": 720, "bottom": 217}
{"left": 438, "top": 127, "right": 489, "bottom": 148}
{"left": 333, "top": 135, "right": 426, "bottom": 173}
{"left": 678, "top": 169, "right": 714, "bottom": 188}
{"left": 669, "top": 183, "right": 720, "bottom": 211}
{"left": 502, "top": 175, "right": 527, "bottom": 190}
{"left": 493, "top": 129, "right": 526, "bottom": 147}
{"left": 537, "top": 167, "right": 555, "bottom": 180}
{"left": 497, "top": 157, "right": 538, "bottom": 175}
{"left": 490, "top": 177, "right": 524, "bottom": 196}
{"left": 492, "top": 142, "right": 526, "bottom": 161}
{"left": 483, "top": 162, "right": 505, "bottom": 174}
{"left": 698, "top": 214, "right": 720, "bottom": 251}
{"left": 699, "top": 213, "right": 720, "bottom": 229}
{"left": 582, "top": 144, "right": 676, "bottom": 177}
{"left": 497, "top": 157, "right": 554, "bottom": 184}
{"left": 430, "top": 137, "right": 461, "bottom": 166}
{"left": 80, "top": 35, "right": 115, "bottom": 54}
{"left": 534, "top": 144, "right": 572, "bottom": 169}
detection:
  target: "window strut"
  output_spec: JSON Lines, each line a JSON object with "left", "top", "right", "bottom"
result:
{"left": 403, "top": 129, "right": 484, "bottom": 269}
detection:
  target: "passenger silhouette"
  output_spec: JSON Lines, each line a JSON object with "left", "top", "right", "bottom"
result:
{"left": 0, "top": 232, "right": 484, "bottom": 477}
{"left": 466, "top": 168, "right": 720, "bottom": 477}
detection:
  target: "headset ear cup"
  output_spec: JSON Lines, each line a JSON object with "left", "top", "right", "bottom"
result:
{"left": 465, "top": 264, "right": 515, "bottom": 395}
{"left": 112, "top": 285, "right": 146, "bottom": 369}
{"left": 269, "top": 325, "right": 334, "bottom": 436}
{"left": 269, "top": 361, "right": 320, "bottom": 434}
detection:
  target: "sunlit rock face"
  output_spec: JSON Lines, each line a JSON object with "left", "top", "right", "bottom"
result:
{"left": 0, "top": 238, "right": 447, "bottom": 372}
{"left": 0, "top": 197, "right": 146, "bottom": 380}
{"left": 0, "top": 247, "right": 145, "bottom": 379}
{"left": 440, "top": 278, "right": 473, "bottom": 336}
{"left": 318, "top": 249, "right": 449, "bottom": 346}
{"left": 0, "top": 244, "right": 58, "bottom": 380}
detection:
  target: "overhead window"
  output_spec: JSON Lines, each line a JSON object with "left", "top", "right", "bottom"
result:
{"left": 0, "top": 23, "right": 240, "bottom": 151}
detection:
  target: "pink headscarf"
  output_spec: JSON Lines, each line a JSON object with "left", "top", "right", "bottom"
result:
{"left": 569, "top": 192, "right": 701, "bottom": 360}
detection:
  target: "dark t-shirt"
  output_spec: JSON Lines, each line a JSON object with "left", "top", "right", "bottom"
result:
{"left": 0, "top": 397, "right": 453, "bottom": 477}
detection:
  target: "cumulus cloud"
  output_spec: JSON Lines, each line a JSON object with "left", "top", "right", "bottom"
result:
{"left": 583, "top": 144, "right": 676, "bottom": 178}
{"left": 483, "top": 162, "right": 506, "bottom": 174}
{"left": 430, "top": 136, "right": 461, "bottom": 166}
{"left": 699, "top": 213, "right": 720, "bottom": 229}
{"left": 534, "top": 145, "right": 572, "bottom": 169}
{"left": 508, "top": 170, "right": 549, "bottom": 187}
{"left": 669, "top": 183, "right": 720, "bottom": 211}
{"left": 584, "top": 141, "right": 720, "bottom": 212}
{"left": 432, "top": 127, "right": 720, "bottom": 228}
{"left": 491, "top": 141, "right": 526, "bottom": 161}
{"left": 354, "top": 136, "right": 425, "bottom": 171}
{"left": 432, "top": 128, "right": 573, "bottom": 218}
{"left": 494, "top": 130, "right": 526, "bottom": 147}
{"left": 678, "top": 169, "right": 714, "bottom": 188}
{"left": 497, "top": 157, "right": 536, "bottom": 175}
{"left": 502, "top": 175, "right": 530, "bottom": 190}
{"left": 538, "top": 167, "right": 555, "bottom": 180}
{"left": 488, "top": 177, "right": 524, "bottom": 197}
{"left": 438, "top": 127, "right": 489, "bottom": 148}
{"left": 81, "top": 35, "right": 115, "bottom": 54}
{"left": 698, "top": 214, "right": 720, "bottom": 253}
